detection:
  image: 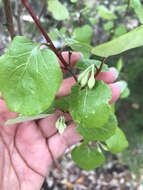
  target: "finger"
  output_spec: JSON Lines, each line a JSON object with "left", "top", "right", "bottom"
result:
{"left": 95, "top": 67, "right": 119, "bottom": 83}
{"left": 48, "top": 122, "right": 82, "bottom": 159}
{"left": 56, "top": 77, "right": 75, "bottom": 97}
{"left": 56, "top": 67, "right": 118, "bottom": 97}
{"left": 37, "top": 111, "right": 72, "bottom": 138}
{"left": 109, "top": 83, "right": 121, "bottom": 104}
{"left": 109, "top": 81, "right": 127, "bottom": 104}
{"left": 58, "top": 52, "right": 83, "bottom": 73}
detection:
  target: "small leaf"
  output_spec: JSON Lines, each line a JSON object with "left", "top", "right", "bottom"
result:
{"left": 112, "top": 24, "right": 127, "bottom": 39}
{"left": 71, "top": 144, "right": 105, "bottom": 170}
{"left": 88, "top": 65, "right": 95, "bottom": 89}
{"left": 89, "top": 18, "right": 97, "bottom": 25}
{"left": 56, "top": 116, "right": 67, "bottom": 134}
{"left": 73, "top": 25, "right": 93, "bottom": 44}
{"left": 48, "top": 0, "right": 69, "bottom": 20}
{"left": 78, "top": 67, "right": 91, "bottom": 82}
{"left": 0, "top": 36, "right": 62, "bottom": 116}
{"left": 103, "top": 21, "right": 114, "bottom": 31}
{"left": 98, "top": 5, "right": 117, "bottom": 20}
{"left": 70, "top": 0, "right": 77, "bottom": 2}
{"left": 76, "top": 112, "right": 117, "bottom": 141}
{"left": 69, "top": 81, "right": 112, "bottom": 128}
{"left": 131, "top": 0, "right": 143, "bottom": 24}
{"left": 92, "top": 25, "right": 143, "bottom": 57}
{"left": 80, "top": 70, "right": 89, "bottom": 87}
{"left": 106, "top": 128, "right": 128, "bottom": 154}
{"left": 75, "top": 58, "right": 109, "bottom": 72}
{"left": 54, "top": 29, "right": 92, "bottom": 58}
{"left": 116, "top": 58, "right": 123, "bottom": 72}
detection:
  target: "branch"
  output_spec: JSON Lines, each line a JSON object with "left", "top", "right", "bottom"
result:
{"left": 2, "top": 0, "right": 16, "bottom": 40}
{"left": 21, "top": 0, "right": 77, "bottom": 81}
{"left": 94, "top": 57, "right": 106, "bottom": 78}
{"left": 21, "top": 1, "right": 66, "bottom": 66}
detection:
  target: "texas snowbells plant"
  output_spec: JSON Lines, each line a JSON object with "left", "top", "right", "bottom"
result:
{"left": 1, "top": 0, "right": 143, "bottom": 170}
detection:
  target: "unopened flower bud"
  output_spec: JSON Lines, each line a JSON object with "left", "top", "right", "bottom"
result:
{"left": 81, "top": 71, "right": 89, "bottom": 87}
{"left": 88, "top": 64, "right": 95, "bottom": 89}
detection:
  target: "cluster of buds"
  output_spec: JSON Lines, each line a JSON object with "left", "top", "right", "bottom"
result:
{"left": 56, "top": 116, "right": 67, "bottom": 134}
{"left": 78, "top": 64, "right": 96, "bottom": 89}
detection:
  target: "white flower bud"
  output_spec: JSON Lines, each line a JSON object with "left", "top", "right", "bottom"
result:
{"left": 88, "top": 64, "right": 95, "bottom": 89}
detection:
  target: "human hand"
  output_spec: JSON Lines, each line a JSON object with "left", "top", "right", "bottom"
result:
{"left": 0, "top": 52, "right": 122, "bottom": 190}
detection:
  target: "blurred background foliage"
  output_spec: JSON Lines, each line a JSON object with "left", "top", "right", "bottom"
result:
{"left": 1, "top": 0, "right": 143, "bottom": 180}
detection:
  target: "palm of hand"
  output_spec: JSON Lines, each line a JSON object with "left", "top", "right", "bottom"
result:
{"left": 0, "top": 96, "right": 81, "bottom": 190}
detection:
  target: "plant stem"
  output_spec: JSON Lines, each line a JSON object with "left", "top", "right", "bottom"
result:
{"left": 94, "top": 57, "right": 106, "bottom": 78}
{"left": 2, "top": 0, "right": 16, "bottom": 40}
{"left": 21, "top": 0, "right": 77, "bottom": 82}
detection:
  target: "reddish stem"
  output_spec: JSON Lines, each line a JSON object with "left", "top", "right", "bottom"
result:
{"left": 21, "top": 0, "right": 67, "bottom": 68}
{"left": 21, "top": 0, "right": 77, "bottom": 81}
{"left": 94, "top": 57, "right": 106, "bottom": 78}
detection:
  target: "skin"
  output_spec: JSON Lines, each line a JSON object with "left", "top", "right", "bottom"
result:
{"left": 0, "top": 52, "right": 120, "bottom": 190}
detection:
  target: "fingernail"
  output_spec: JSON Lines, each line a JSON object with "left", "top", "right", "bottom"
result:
{"left": 115, "top": 81, "right": 127, "bottom": 93}
{"left": 110, "top": 67, "right": 119, "bottom": 80}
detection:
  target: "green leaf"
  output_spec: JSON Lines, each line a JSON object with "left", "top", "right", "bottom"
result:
{"left": 69, "top": 81, "right": 112, "bottom": 128}
{"left": 70, "top": 0, "right": 77, "bottom": 3}
{"left": 116, "top": 58, "right": 123, "bottom": 72}
{"left": 71, "top": 144, "right": 105, "bottom": 170}
{"left": 92, "top": 25, "right": 143, "bottom": 57}
{"left": 56, "top": 116, "right": 67, "bottom": 134}
{"left": 48, "top": 0, "right": 69, "bottom": 20}
{"left": 103, "top": 21, "right": 114, "bottom": 31}
{"left": 64, "top": 38, "right": 92, "bottom": 58}
{"left": 75, "top": 58, "right": 109, "bottom": 72}
{"left": 54, "top": 29, "right": 92, "bottom": 58}
{"left": 0, "top": 36, "right": 62, "bottom": 116}
{"left": 131, "top": 0, "right": 143, "bottom": 24}
{"left": 112, "top": 24, "right": 127, "bottom": 39}
{"left": 89, "top": 18, "right": 97, "bottom": 25}
{"left": 114, "top": 5, "right": 127, "bottom": 12}
{"left": 120, "top": 87, "right": 130, "bottom": 99}
{"left": 54, "top": 96, "right": 69, "bottom": 111}
{"left": 73, "top": 25, "right": 93, "bottom": 44}
{"left": 98, "top": 5, "right": 117, "bottom": 20}
{"left": 106, "top": 128, "right": 128, "bottom": 154}
{"left": 76, "top": 112, "right": 117, "bottom": 141}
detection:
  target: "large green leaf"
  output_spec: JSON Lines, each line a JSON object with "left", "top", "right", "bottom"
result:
{"left": 69, "top": 81, "right": 112, "bottom": 128}
{"left": 73, "top": 25, "right": 93, "bottom": 44}
{"left": 0, "top": 36, "right": 62, "bottom": 116}
{"left": 131, "top": 0, "right": 143, "bottom": 24}
{"left": 106, "top": 128, "right": 128, "bottom": 154}
{"left": 92, "top": 25, "right": 143, "bottom": 57}
{"left": 71, "top": 144, "right": 105, "bottom": 170}
{"left": 48, "top": 0, "right": 69, "bottom": 20}
{"left": 77, "top": 112, "right": 117, "bottom": 141}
